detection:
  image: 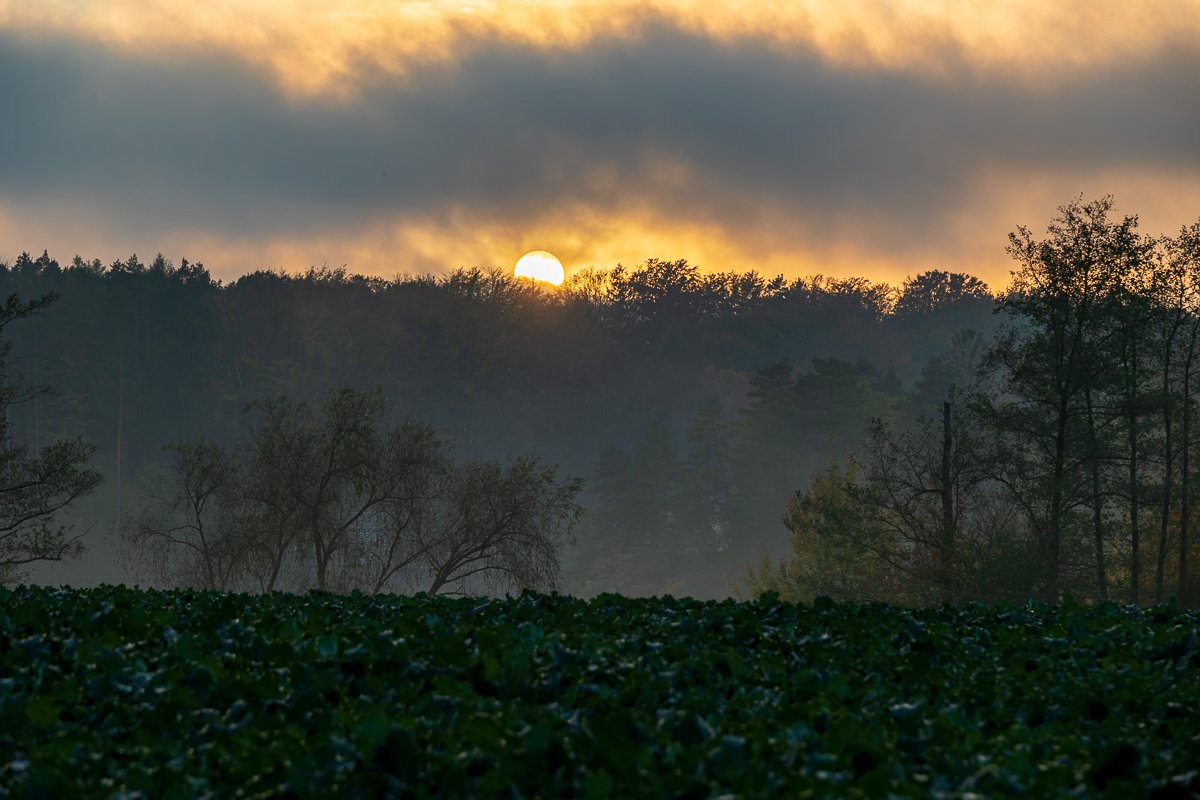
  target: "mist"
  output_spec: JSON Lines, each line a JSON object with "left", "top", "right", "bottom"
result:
{"left": 4, "top": 252, "right": 998, "bottom": 598}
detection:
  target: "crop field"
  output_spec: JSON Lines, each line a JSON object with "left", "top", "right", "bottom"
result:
{"left": 1, "top": 587, "right": 1199, "bottom": 798}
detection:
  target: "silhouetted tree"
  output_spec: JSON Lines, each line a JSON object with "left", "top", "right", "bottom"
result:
{"left": 1162, "top": 223, "right": 1200, "bottom": 604}
{"left": 126, "top": 387, "right": 582, "bottom": 595}
{"left": 349, "top": 425, "right": 445, "bottom": 593}
{"left": 123, "top": 442, "right": 246, "bottom": 590}
{"left": 679, "top": 400, "right": 735, "bottom": 558}
{"left": 411, "top": 457, "right": 582, "bottom": 595}
{"left": 979, "top": 196, "right": 1149, "bottom": 600}
{"left": 893, "top": 270, "right": 992, "bottom": 316}
{"left": 247, "top": 389, "right": 436, "bottom": 591}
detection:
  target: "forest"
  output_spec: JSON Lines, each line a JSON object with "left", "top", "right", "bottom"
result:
{"left": 3, "top": 197, "right": 1199, "bottom": 605}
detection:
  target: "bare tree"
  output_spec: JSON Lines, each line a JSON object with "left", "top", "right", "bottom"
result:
{"left": 123, "top": 442, "right": 247, "bottom": 590}
{"left": 841, "top": 392, "right": 1017, "bottom": 603}
{"left": 126, "top": 387, "right": 583, "bottom": 595}
{"left": 237, "top": 448, "right": 306, "bottom": 593}
{"left": 413, "top": 457, "right": 583, "bottom": 595}
{"left": 346, "top": 423, "right": 445, "bottom": 593}
{"left": 248, "top": 389, "right": 394, "bottom": 591}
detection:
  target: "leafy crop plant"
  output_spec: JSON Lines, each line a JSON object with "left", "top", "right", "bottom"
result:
{"left": 1, "top": 587, "right": 1198, "bottom": 797}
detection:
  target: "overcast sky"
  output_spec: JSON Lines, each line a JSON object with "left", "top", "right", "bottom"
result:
{"left": 2, "top": 1, "right": 1198, "bottom": 288}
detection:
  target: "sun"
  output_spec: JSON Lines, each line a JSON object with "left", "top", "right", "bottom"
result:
{"left": 514, "top": 250, "right": 565, "bottom": 286}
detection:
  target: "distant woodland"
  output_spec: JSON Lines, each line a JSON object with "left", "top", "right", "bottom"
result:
{"left": 5, "top": 197, "right": 1200, "bottom": 605}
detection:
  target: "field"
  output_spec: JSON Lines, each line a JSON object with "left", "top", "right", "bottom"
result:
{"left": 1, "top": 586, "right": 1198, "bottom": 798}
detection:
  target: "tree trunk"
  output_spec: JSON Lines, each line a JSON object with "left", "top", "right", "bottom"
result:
{"left": 263, "top": 539, "right": 286, "bottom": 593}
{"left": 115, "top": 350, "right": 125, "bottom": 535}
{"left": 1182, "top": 387, "right": 1192, "bottom": 605}
{"left": 314, "top": 538, "right": 329, "bottom": 591}
{"left": 428, "top": 571, "right": 449, "bottom": 595}
{"left": 1085, "top": 387, "right": 1107, "bottom": 600}
{"left": 199, "top": 528, "right": 217, "bottom": 591}
{"left": 1129, "top": 343, "right": 1141, "bottom": 605}
{"left": 32, "top": 359, "right": 40, "bottom": 452}
{"left": 1157, "top": 389, "right": 1173, "bottom": 604}
{"left": 1180, "top": 324, "right": 1197, "bottom": 605}
{"left": 939, "top": 400, "right": 956, "bottom": 603}
{"left": 1047, "top": 394, "right": 1070, "bottom": 601}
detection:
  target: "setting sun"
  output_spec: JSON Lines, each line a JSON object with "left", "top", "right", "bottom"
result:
{"left": 514, "top": 250, "right": 565, "bottom": 286}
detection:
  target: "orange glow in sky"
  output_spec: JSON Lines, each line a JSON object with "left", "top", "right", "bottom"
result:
{"left": 7, "top": 0, "right": 1199, "bottom": 94}
{"left": 2, "top": 1, "right": 1198, "bottom": 289}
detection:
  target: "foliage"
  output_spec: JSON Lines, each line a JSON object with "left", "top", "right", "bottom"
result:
{"left": 975, "top": 198, "right": 1200, "bottom": 604}
{"left": 759, "top": 198, "right": 1200, "bottom": 608}
{"left": 2, "top": 586, "right": 1199, "bottom": 797}
{"left": 746, "top": 459, "right": 908, "bottom": 604}
{"left": 980, "top": 196, "right": 1153, "bottom": 600}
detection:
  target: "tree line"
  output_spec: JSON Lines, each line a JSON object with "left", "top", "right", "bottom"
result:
{"left": 749, "top": 197, "right": 1200, "bottom": 606}
{"left": 13, "top": 197, "right": 1200, "bottom": 603}
{"left": 0, "top": 247, "right": 997, "bottom": 595}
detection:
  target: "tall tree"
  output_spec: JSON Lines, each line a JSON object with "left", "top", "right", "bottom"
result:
{"left": 980, "top": 197, "right": 1150, "bottom": 600}
{"left": 1166, "top": 222, "right": 1200, "bottom": 604}
{"left": 1149, "top": 240, "right": 1192, "bottom": 602}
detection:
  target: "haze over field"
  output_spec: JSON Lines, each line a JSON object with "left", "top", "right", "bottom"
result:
{"left": 3, "top": 1, "right": 1200, "bottom": 286}
{"left": 4, "top": 2, "right": 1200, "bottom": 606}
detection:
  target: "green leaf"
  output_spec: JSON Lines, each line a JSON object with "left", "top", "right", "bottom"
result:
{"left": 317, "top": 634, "right": 339, "bottom": 659}
{"left": 582, "top": 770, "right": 615, "bottom": 800}
{"left": 25, "top": 695, "right": 59, "bottom": 727}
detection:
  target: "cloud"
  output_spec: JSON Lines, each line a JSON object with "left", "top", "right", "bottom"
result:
{"left": 8, "top": 1, "right": 1200, "bottom": 94}
{"left": 1, "top": 18, "right": 1199, "bottom": 287}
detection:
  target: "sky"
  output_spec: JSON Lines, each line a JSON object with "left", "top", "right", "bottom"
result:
{"left": 2, "top": 1, "right": 1199, "bottom": 289}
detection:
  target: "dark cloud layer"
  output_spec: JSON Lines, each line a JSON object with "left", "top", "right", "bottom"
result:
{"left": 2, "top": 26, "right": 1198, "bottom": 264}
